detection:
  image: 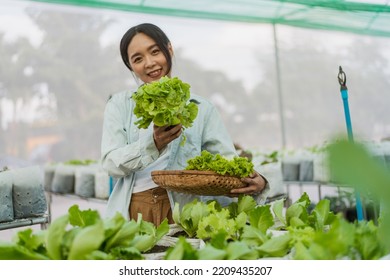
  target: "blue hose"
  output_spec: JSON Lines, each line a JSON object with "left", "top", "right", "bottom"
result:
{"left": 339, "top": 67, "right": 364, "bottom": 221}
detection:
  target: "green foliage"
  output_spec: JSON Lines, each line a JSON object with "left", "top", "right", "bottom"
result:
{"left": 2, "top": 167, "right": 389, "bottom": 260}
{"left": 129, "top": 217, "right": 169, "bottom": 252}
{"left": 239, "top": 204, "right": 274, "bottom": 250}
{"left": 132, "top": 76, "right": 198, "bottom": 145}
{"left": 196, "top": 209, "right": 246, "bottom": 241}
{"left": 102, "top": 215, "right": 139, "bottom": 251}
{"left": 256, "top": 233, "right": 292, "bottom": 258}
{"left": 227, "top": 194, "right": 258, "bottom": 218}
{"left": 0, "top": 205, "right": 169, "bottom": 260}
{"left": 164, "top": 236, "right": 199, "bottom": 260}
{"left": 165, "top": 235, "right": 259, "bottom": 260}
{"left": 260, "top": 150, "right": 279, "bottom": 165}
{"left": 247, "top": 205, "right": 274, "bottom": 233}
{"left": 185, "top": 150, "right": 254, "bottom": 177}
{"left": 272, "top": 192, "right": 335, "bottom": 231}
{"left": 172, "top": 199, "right": 213, "bottom": 238}
{"left": 327, "top": 138, "right": 390, "bottom": 254}
{"left": 63, "top": 159, "right": 97, "bottom": 165}
{"left": 173, "top": 195, "right": 260, "bottom": 241}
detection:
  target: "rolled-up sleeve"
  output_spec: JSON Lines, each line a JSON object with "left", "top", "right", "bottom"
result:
{"left": 253, "top": 172, "right": 271, "bottom": 204}
{"left": 101, "top": 93, "right": 159, "bottom": 178}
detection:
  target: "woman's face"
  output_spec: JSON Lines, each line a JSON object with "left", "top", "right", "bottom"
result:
{"left": 127, "top": 32, "right": 172, "bottom": 84}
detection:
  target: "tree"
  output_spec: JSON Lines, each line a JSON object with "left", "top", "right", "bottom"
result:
{"left": 1, "top": 8, "right": 250, "bottom": 162}
{"left": 0, "top": 31, "right": 41, "bottom": 157}
{"left": 18, "top": 8, "right": 131, "bottom": 161}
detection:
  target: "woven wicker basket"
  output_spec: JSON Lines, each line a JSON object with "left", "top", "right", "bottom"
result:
{"left": 151, "top": 170, "right": 245, "bottom": 195}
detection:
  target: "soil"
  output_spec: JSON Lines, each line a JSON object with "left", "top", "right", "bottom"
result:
{"left": 144, "top": 245, "right": 170, "bottom": 253}
{"left": 171, "top": 230, "right": 191, "bottom": 238}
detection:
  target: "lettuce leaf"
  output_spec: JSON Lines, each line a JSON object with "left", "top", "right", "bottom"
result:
{"left": 132, "top": 76, "right": 198, "bottom": 145}
{"left": 185, "top": 150, "right": 254, "bottom": 178}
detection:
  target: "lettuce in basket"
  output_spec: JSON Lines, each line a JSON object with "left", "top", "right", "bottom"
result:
{"left": 185, "top": 150, "right": 254, "bottom": 178}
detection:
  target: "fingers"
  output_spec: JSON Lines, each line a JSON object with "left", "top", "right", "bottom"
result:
{"left": 241, "top": 176, "right": 255, "bottom": 184}
{"left": 240, "top": 172, "right": 259, "bottom": 185}
{"left": 155, "top": 124, "right": 182, "bottom": 134}
{"left": 230, "top": 185, "right": 259, "bottom": 195}
{"left": 153, "top": 124, "right": 183, "bottom": 151}
{"left": 230, "top": 172, "right": 266, "bottom": 195}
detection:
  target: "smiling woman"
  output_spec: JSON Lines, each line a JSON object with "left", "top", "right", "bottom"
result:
{"left": 100, "top": 22, "right": 269, "bottom": 226}
{"left": 1, "top": 0, "right": 390, "bottom": 169}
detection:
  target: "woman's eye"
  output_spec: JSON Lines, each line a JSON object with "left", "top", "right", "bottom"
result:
{"left": 133, "top": 57, "right": 142, "bottom": 63}
{"left": 152, "top": 49, "right": 160, "bottom": 55}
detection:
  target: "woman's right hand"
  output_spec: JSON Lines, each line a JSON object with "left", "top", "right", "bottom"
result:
{"left": 153, "top": 124, "right": 183, "bottom": 151}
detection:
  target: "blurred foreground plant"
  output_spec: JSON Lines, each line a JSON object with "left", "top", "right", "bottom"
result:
{"left": 327, "top": 138, "right": 390, "bottom": 253}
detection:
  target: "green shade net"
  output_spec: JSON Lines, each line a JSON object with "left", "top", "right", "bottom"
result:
{"left": 25, "top": 0, "right": 390, "bottom": 37}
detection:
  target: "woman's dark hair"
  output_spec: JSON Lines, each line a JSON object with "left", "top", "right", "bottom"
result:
{"left": 120, "top": 23, "right": 172, "bottom": 74}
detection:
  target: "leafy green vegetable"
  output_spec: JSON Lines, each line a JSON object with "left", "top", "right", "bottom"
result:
{"left": 67, "top": 221, "right": 105, "bottom": 260}
{"left": 197, "top": 242, "right": 227, "bottom": 260}
{"left": 227, "top": 194, "right": 258, "bottom": 218}
{"left": 308, "top": 199, "right": 335, "bottom": 231}
{"left": 185, "top": 150, "right": 254, "bottom": 177}
{"left": 68, "top": 204, "right": 100, "bottom": 227}
{"left": 172, "top": 199, "right": 213, "bottom": 237}
{"left": 164, "top": 236, "right": 199, "bottom": 260}
{"left": 327, "top": 138, "right": 390, "bottom": 256}
{"left": 132, "top": 76, "right": 198, "bottom": 145}
{"left": 128, "top": 217, "right": 169, "bottom": 252}
{"left": 353, "top": 220, "right": 385, "bottom": 260}
{"left": 240, "top": 204, "right": 274, "bottom": 247}
{"left": 0, "top": 241, "right": 49, "bottom": 260}
{"left": 64, "top": 159, "right": 97, "bottom": 165}
{"left": 110, "top": 247, "right": 143, "bottom": 260}
{"left": 102, "top": 212, "right": 127, "bottom": 242}
{"left": 198, "top": 235, "right": 259, "bottom": 260}
{"left": 0, "top": 205, "right": 168, "bottom": 260}
{"left": 46, "top": 214, "right": 69, "bottom": 259}
{"left": 166, "top": 232, "right": 260, "bottom": 260}
{"left": 103, "top": 219, "right": 139, "bottom": 251}
{"left": 173, "top": 198, "right": 249, "bottom": 241}
{"left": 0, "top": 228, "right": 48, "bottom": 260}
{"left": 255, "top": 232, "right": 292, "bottom": 258}
{"left": 293, "top": 217, "right": 354, "bottom": 259}
{"left": 241, "top": 225, "right": 270, "bottom": 247}
{"left": 272, "top": 199, "right": 286, "bottom": 226}
{"left": 247, "top": 205, "right": 274, "bottom": 233}
{"left": 14, "top": 228, "right": 46, "bottom": 254}
{"left": 260, "top": 150, "right": 279, "bottom": 165}
{"left": 285, "top": 193, "right": 310, "bottom": 227}
{"left": 196, "top": 209, "right": 246, "bottom": 241}
{"left": 271, "top": 192, "right": 334, "bottom": 231}
{"left": 224, "top": 241, "right": 259, "bottom": 260}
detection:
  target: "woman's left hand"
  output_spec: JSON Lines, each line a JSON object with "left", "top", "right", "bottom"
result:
{"left": 229, "top": 172, "right": 266, "bottom": 196}
{"left": 153, "top": 124, "right": 182, "bottom": 152}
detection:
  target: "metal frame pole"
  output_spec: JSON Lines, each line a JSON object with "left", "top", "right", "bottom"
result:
{"left": 273, "top": 23, "right": 286, "bottom": 148}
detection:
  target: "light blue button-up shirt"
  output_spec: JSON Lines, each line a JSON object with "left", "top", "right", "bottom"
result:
{"left": 101, "top": 90, "right": 269, "bottom": 220}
